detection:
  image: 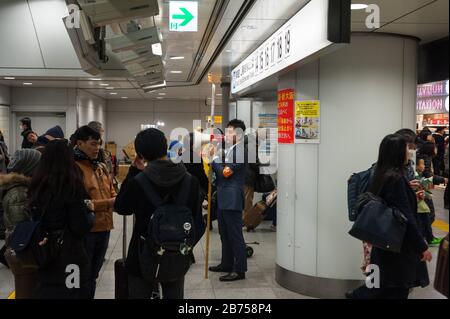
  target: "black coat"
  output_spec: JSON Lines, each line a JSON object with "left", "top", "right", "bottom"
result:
{"left": 34, "top": 195, "right": 92, "bottom": 299}
{"left": 370, "top": 176, "right": 429, "bottom": 289}
{"left": 114, "top": 164, "right": 205, "bottom": 277}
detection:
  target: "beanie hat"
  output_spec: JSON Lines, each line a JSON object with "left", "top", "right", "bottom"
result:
{"left": 135, "top": 128, "right": 167, "bottom": 162}
{"left": 167, "top": 140, "right": 184, "bottom": 159}
{"left": 7, "top": 149, "right": 41, "bottom": 177}
{"left": 37, "top": 125, "right": 64, "bottom": 145}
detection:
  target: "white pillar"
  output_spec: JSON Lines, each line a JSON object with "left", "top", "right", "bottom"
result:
{"left": 276, "top": 34, "right": 418, "bottom": 298}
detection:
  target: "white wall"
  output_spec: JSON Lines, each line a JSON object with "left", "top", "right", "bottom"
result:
{"left": 77, "top": 90, "right": 107, "bottom": 139}
{"left": 276, "top": 35, "right": 418, "bottom": 288}
{"left": 106, "top": 99, "right": 222, "bottom": 159}
{"left": 10, "top": 87, "right": 77, "bottom": 151}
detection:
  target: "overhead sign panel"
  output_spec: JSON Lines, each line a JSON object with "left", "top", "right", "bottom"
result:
{"left": 231, "top": 0, "right": 347, "bottom": 94}
{"left": 169, "top": 1, "right": 198, "bottom": 32}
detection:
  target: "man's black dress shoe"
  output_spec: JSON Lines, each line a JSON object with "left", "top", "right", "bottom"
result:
{"left": 209, "top": 265, "right": 232, "bottom": 273}
{"left": 219, "top": 272, "right": 245, "bottom": 282}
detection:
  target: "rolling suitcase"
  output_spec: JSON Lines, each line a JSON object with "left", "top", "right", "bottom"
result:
{"left": 434, "top": 234, "right": 449, "bottom": 298}
{"left": 243, "top": 200, "right": 268, "bottom": 231}
{"left": 114, "top": 215, "right": 128, "bottom": 299}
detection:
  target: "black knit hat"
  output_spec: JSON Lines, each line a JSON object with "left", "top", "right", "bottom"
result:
{"left": 135, "top": 128, "right": 167, "bottom": 162}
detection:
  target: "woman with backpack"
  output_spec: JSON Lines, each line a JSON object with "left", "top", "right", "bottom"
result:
{"left": 347, "top": 134, "right": 432, "bottom": 299}
{"left": 1, "top": 149, "right": 41, "bottom": 298}
{"left": 28, "top": 140, "right": 93, "bottom": 299}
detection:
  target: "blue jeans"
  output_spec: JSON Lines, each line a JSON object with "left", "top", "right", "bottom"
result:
{"left": 84, "top": 231, "right": 110, "bottom": 299}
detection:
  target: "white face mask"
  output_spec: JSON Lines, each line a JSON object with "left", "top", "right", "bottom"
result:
{"left": 408, "top": 149, "right": 417, "bottom": 163}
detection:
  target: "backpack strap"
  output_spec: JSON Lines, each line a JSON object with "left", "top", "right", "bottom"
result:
{"left": 173, "top": 174, "right": 192, "bottom": 206}
{"left": 135, "top": 173, "right": 164, "bottom": 207}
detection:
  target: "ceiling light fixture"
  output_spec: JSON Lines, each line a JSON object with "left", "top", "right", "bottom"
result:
{"left": 121, "top": 97, "right": 128, "bottom": 99}
{"left": 158, "top": 93, "right": 166, "bottom": 96}
{"left": 157, "top": 97, "right": 164, "bottom": 99}
{"left": 90, "top": 78, "right": 102, "bottom": 81}
{"left": 4, "top": 77, "right": 15, "bottom": 80}
{"left": 170, "top": 56, "right": 185, "bottom": 60}
{"left": 100, "top": 83, "right": 109, "bottom": 86}
{"left": 216, "top": 93, "right": 222, "bottom": 96}
{"left": 106, "top": 87, "right": 114, "bottom": 90}
{"left": 110, "top": 92, "right": 118, "bottom": 95}
{"left": 351, "top": 4, "right": 368, "bottom": 10}
{"left": 170, "top": 70, "right": 182, "bottom": 74}
{"left": 23, "top": 82, "right": 33, "bottom": 85}
{"left": 152, "top": 43, "right": 163, "bottom": 56}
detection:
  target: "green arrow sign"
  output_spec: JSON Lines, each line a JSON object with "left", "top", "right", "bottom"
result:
{"left": 170, "top": 1, "right": 198, "bottom": 32}
{"left": 172, "top": 7, "right": 194, "bottom": 26}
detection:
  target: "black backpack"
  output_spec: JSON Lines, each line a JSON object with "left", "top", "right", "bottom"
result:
{"left": 135, "top": 173, "right": 195, "bottom": 283}
{"left": 347, "top": 164, "right": 376, "bottom": 222}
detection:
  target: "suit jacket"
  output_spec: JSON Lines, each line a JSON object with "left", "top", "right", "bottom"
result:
{"left": 212, "top": 141, "right": 248, "bottom": 211}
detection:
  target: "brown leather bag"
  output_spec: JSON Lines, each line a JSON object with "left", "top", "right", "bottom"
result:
{"left": 243, "top": 200, "right": 268, "bottom": 231}
{"left": 434, "top": 234, "right": 449, "bottom": 298}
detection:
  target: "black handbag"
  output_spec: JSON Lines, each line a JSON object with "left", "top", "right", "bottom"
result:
{"left": 348, "top": 192, "right": 408, "bottom": 253}
{"left": 254, "top": 174, "right": 275, "bottom": 193}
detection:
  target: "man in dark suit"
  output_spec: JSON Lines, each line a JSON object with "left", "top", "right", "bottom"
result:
{"left": 208, "top": 119, "right": 248, "bottom": 281}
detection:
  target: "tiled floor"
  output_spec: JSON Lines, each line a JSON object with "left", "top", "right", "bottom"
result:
{"left": 1, "top": 188, "right": 448, "bottom": 299}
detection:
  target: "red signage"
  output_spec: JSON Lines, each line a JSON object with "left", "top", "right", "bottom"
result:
{"left": 278, "top": 89, "right": 295, "bottom": 144}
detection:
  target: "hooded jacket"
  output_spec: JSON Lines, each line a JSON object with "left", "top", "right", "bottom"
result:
{"left": 115, "top": 160, "right": 205, "bottom": 277}
{"left": 75, "top": 150, "right": 116, "bottom": 232}
{"left": 0, "top": 173, "right": 30, "bottom": 241}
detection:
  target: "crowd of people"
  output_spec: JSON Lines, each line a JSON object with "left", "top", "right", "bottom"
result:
{"left": 347, "top": 127, "right": 449, "bottom": 299}
{"left": 0, "top": 116, "right": 447, "bottom": 300}
{"left": 0, "top": 117, "right": 265, "bottom": 299}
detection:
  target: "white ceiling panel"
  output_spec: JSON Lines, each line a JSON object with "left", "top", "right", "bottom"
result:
{"left": 28, "top": 0, "right": 81, "bottom": 69}
{"left": 376, "top": 22, "right": 449, "bottom": 43}
{"left": 350, "top": 0, "right": 434, "bottom": 23}
{"left": 0, "top": 0, "right": 45, "bottom": 68}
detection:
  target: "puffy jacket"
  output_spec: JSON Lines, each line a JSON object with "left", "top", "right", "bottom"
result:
{"left": 0, "top": 173, "right": 30, "bottom": 241}
{"left": 75, "top": 160, "right": 116, "bottom": 232}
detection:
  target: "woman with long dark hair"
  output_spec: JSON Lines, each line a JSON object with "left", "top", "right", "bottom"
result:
{"left": 28, "top": 139, "right": 93, "bottom": 299}
{"left": 349, "top": 134, "right": 432, "bottom": 299}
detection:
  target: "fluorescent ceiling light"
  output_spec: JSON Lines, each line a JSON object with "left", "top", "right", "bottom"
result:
{"left": 351, "top": 4, "right": 368, "bottom": 10}
{"left": 170, "top": 71, "right": 182, "bottom": 74}
{"left": 121, "top": 97, "right": 128, "bottom": 99}
{"left": 157, "top": 97, "right": 164, "bottom": 99}
{"left": 90, "top": 78, "right": 102, "bottom": 81}
{"left": 152, "top": 43, "right": 163, "bottom": 56}
{"left": 170, "top": 56, "right": 185, "bottom": 60}
{"left": 4, "top": 77, "right": 15, "bottom": 80}
{"left": 100, "top": 83, "right": 109, "bottom": 86}
{"left": 23, "top": 82, "right": 33, "bottom": 85}
{"left": 216, "top": 93, "right": 222, "bottom": 96}
{"left": 158, "top": 93, "right": 166, "bottom": 96}
{"left": 110, "top": 92, "right": 118, "bottom": 95}
{"left": 106, "top": 87, "right": 114, "bottom": 90}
